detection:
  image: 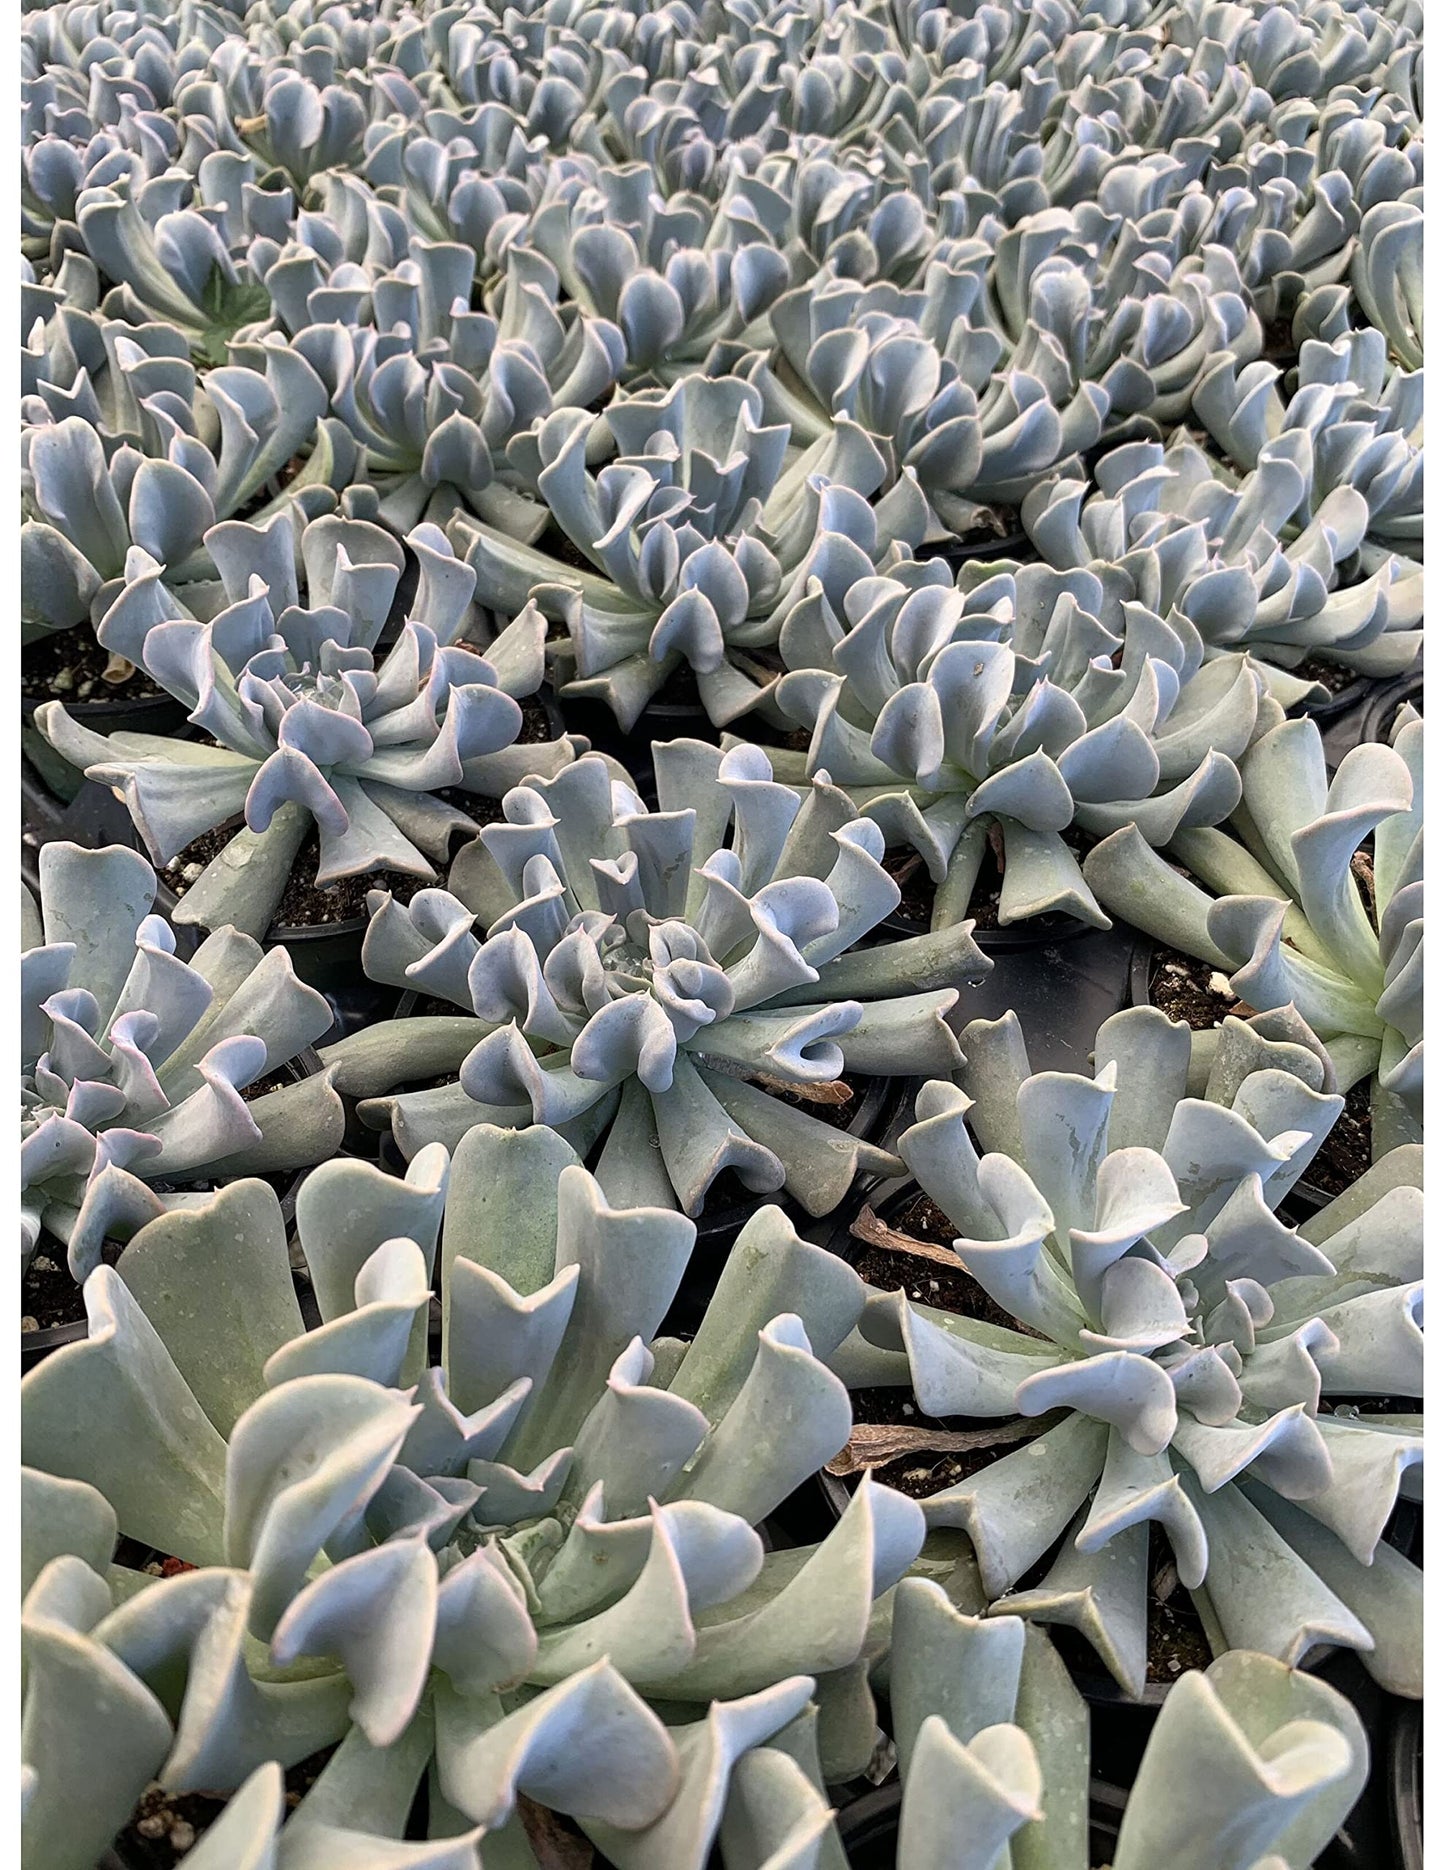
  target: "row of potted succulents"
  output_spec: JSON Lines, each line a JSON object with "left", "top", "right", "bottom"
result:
{"left": 20, "top": 0, "right": 1423, "bottom": 1864}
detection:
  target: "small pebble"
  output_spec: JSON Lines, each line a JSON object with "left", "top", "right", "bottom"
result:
{"left": 901, "top": 1402, "right": 914, "bottom": 1417}
{"left": 928, "top": 1278, "right": 939, "bottom": 1291}
{"left": 76, "top": 679, "right": 94, "bottom": 699}
{"left": 144, "top": 1560, "right": 165, "bottom": 1576}
{"left": 169, "top": 1820, "right": 196, "bottom": 1851}
{"left": 182, "top": 862, "right": 204, "bottom": 883}
{"left": 20, "top": 1316, "right": 38, "bottom": 1333}
{"left": 52, "top": 668, "right": 74, "bottom": 692}
{"left": 1207, "top": 970, "right": 1233, "bottom": 996}
{"left": 136, "top": 1816, "right": 167, "bottom": 1840}
{"left": 1166, "top": 1658, "right": 1181, "bottom": 1674}
{"left": 30, "top": 1255, "right": 56, "bottom": 1274}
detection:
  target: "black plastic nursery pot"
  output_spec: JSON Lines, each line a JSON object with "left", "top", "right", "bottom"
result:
{"left": 832, "top": 1775, "right": 1129, "bottom": 1867}
{"left": 540, "top": 688, "right": 720, "bottom": 789}
{"left": 1389, "top": 1699, "right": 1423, "bottom": 1870}
{"left": 949, "top": 919, "right": 1140, "bottom": 1078}
{"left": 1361, "top": 670, "right": 1423, "bottom": 745}
{"left": 1291, "top": 669, "right": 1374, "bottom": 731}
{"left": 21, "top": 754, "right": 150, "bottom": 857}
{"left": 1319, "top": 667, "right": 1423, "bottom": 769}
{"left": 916, "top": 514, "right": 1030, "bottom": 575}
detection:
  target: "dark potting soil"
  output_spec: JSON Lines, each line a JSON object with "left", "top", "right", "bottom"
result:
{"left": 1322, "top": 1395, "right": 1423, "bottom": 1418}
{"left": 164, "top": 825, "right": 427, "bottom": 929}
{"left": 1041, "top": 1524, "right": 1214, "bottom": 1687}
{"left": 1148, "top": 944, "right": 1240, "bottom": 1029}
{"left": 406, "top": 994, "right": 473, "bottom": 1018}
{"left": 1306, "top": 1078, "right": 1372, "bottom": 1196}
{"left": 116, "top": 1747, "right": 337, "bottom": 1866}
{"left": 850, "top": 1192, "right": 1044, "bottom": 1337}
{"left": 884, "top": 849, "right": 937, "bottom": 929}
{"left": 432, "top": 786, "right": 506, "bottom": 836}
{"left": 21, "top": 1246, "right": 85, "bottom": 1333}
{"left": 850, "top": 1233, "right": 1017, "bottom": 1336}
{"left": 22, "top": 631, "right": 168, "bottom": 705}
{"left": 883, "top": 824, "right": 1093, "bottom": 934}
{"left": 513, "top": 700, "right": 557, "bottom": 746}
{"left": 1294, "top": 655, "right": 1360, "bottom": 697}
{"left": 827, "top": 1195, "right": 1055, "bottom": 1498}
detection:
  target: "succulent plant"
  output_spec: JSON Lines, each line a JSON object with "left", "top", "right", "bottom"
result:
{"left": 744, "top": 252, "right": 1112, "bottom": 541}
{"left": 22, "top": 840, "right": 343, "bottom": 1281}
{"left": 888, "top": 1581, "right": 1370, "bottom": 1870}
{"left": 771, "top": 556, "right": 1270, "bottom": 930}
{"left": 20, "top": 338, "right": 353, "bottom": 636}
{"left": 525, "top": 163, "right": 794, "bottom": 385}
{"left": 1022, "top": 430, "right": 1423, "bottom": 704}
{"left": 1352, "top": 202, "right": 1423, "bottom": 367}
{"left": 1190, "top": 342, "right": 1422, "bottom": 552}
{"left": 321, "top": 744, "right": 987, "bottom": 1217}
{"left": 68, "top": 171, "right": 284, "bottom": 365}
{"left": 37, "top": 507, "right": 582, "bottom": 940}
{"left": 832, "top": 1006, "right": 1422, "bottom": 1697}
{"left": 21, "top": 1128, "right": 924, "bottom": 1868}
{"left": 1084, "top": 709, "right": 1423, "bottom": 1153}
{"left": 457, "top": 371, "right": 928, "bottom": 728}
{"left": 285, "top": 240, "right": 628, "bottom": 537}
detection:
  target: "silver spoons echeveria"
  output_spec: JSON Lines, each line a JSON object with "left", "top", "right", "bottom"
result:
{"left": 888, "top": 1582, "right": 1370, "bottom": 1870}
{"left": 1084, "top": 707, "right": 1423, "bottom": 1153}
{"left": 21, "top": 1128, "right": 922, "bottom": 1868}
{"left": 832, "top": 1006, "right": 1422, "bottom": 1699}
{"left": 285, "top": 239, "right": 627, "bottom": 538}
{"left": 36, "top": 507, "right": 581, "bottom": 941}
{"left": 771, "top": 555, "right": 1268, "bottom": 930}
{"left": 321, "top": 744, "right": 988, "bottom": 1217}
{"left": 459, "top": 370, "right": 923, "bottom": 729}
{"left": 1022, "top": 429, "right": 1423, "bottom": 705}
{"left": 20, "top": 328, "right": 353, "bottom": 636}
{"left": 21, "top": 840, "right": 342, "bottom": 1282}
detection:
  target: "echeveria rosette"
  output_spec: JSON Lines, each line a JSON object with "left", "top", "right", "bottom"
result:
{"left": 833, "top": 1007, "right": 1422, "bottom": 1699}
{"left": 1190, "top": 338, "right": 1422, "bottom": 552}
{"left": 286, "top": 240, "right": 627, "bottom": 537}
{"left": 887, "top": 1581, "right": 1370, "bottom": 1870}
{"left": 1351, "top": 199, "right": 1423, "bottom": 369}
{"left": 321, "top": 744, "right": 987, "bottom": 1218}
{"left": 1084, "top": 709, "right": 1424, "bottom": 1153}
{"left": 21, "top": 841, "right": 343, "bottom": 1282}
{"left": 525, "top": 167, "right": 794, "bottom": 385}
{"left": 744, "top": 259, "right": 1105, "bottom": 542}
{"left": 36, "top": 508, "right": 581, "bottom": 941}
{"left": 458, "top": 370, "right": 930, "bottom": 730}
{"left": 1022, "top": 428, "right": 1423, "bottom": 705}
{"left": 21, "top": 1128, "right": 926, "bottom": 1869}
{"left": 20, "top": 335, "right": 353, "bottom": 637}
{"left": 771, "top": 557, "right": 1268, "bottom": 931}
{"left": 69, "top": 174, "right": 282, "bottom": 365}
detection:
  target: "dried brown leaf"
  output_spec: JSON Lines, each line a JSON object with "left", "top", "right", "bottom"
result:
{"left": 826, "top": 1419, "right": 1038, "bottom": 1477}
{"left": 752, "top": 1074, "right": 854, "bottom": 1106}
{"left": 849, "top": 1203, "right": 960, "bottom": 1271}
